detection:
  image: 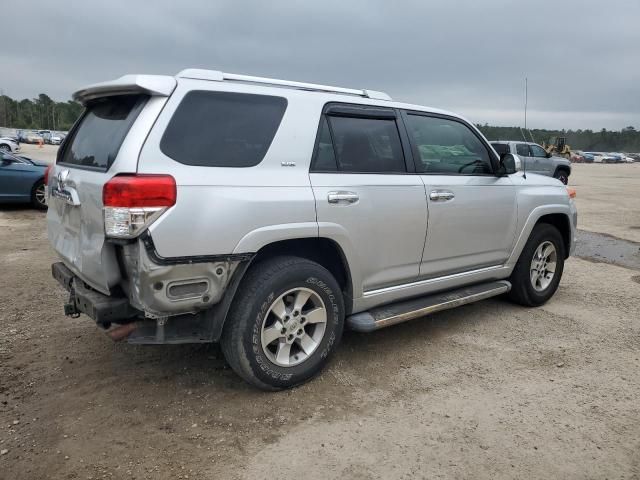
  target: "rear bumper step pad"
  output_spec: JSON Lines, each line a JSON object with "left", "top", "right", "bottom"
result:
{"left": 347, "top": 280, "right": 511, "bottom": 332}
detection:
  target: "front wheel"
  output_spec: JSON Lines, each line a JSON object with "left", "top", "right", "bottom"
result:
{"left": 508, "top": 223, "right": 565, "bottom": 307}
{"left": 0, "top": 144, "right": 10, "bottom": 152}
{"left": 221, "top": 256, "right": 344, "bottom": 390}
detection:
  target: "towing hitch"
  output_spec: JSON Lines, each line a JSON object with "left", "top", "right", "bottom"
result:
{"left": 64, "top": 292, "right": 81, "bottom": 318}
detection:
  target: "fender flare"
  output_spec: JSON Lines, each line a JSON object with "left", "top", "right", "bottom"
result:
{"left": 506, "top": 204, "right": 573, "bottom": 269}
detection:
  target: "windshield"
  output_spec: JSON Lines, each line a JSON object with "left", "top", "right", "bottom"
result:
{"left": 2, "top": 152, "right": 30, "bottom": 164}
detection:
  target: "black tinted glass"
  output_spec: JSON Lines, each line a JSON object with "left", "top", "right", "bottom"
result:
{"left": 326, "top": 115, "right": 405, "bottom": 173}
{"left": 491, "top": 143, "right": 510, "bottom": 155}
{"left": 161, "top": 91, "right": 287, "bottom": 167}
{"left": 313, "top": 117, "right": 338, "bottom": 171}
{"left": 60, "top": 95, "right": 146, "bottom": 169}
{"left": 406, "top": 115, "right": 492, "bottom": 174}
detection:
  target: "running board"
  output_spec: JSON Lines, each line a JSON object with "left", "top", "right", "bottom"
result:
{"left": 347, "top": 280, "right": 511, "bottom": 332}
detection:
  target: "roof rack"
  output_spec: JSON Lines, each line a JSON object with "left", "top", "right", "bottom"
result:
{"left": 176, "top": 69, "right": 392, "bottom": 101}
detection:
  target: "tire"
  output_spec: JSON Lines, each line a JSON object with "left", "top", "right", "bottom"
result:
{"left": 0, "top": 144, "right": 10, "bottom": 152}
{"left": 508, "top": 223, "right": 565, "bottom": 307}
{"left": 221, "top": 256, "right": 344, "bottom": 390}
{"left": 554, "top": 168, "right": 569, "bottom": 185}
{"left": 31, "top": 179, "right": 47, "bottom": 210}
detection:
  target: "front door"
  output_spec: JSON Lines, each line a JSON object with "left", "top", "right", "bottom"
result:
{"left": 309, "top": 106, "right": 428, "bottom": 295}
{"left": 529, "top": 143, "right": 553, "bottom": 175}
{"left": 515, "top": 142, "right": 537, "bottom": 174}
{"left": 402, "top": 112, "right": 518, "bottom": 278}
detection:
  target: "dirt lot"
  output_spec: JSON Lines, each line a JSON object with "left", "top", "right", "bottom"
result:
{"left": 1, "top": 163, "right": 639, "bottom": 479}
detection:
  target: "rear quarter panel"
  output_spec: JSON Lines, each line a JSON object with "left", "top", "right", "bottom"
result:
{"left": 138, "top": 80, "right": 324, "bottom": 257}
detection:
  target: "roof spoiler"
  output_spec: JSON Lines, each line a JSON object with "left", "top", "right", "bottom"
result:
{"left": 73, "top": 75, "right": 177, "bottom": 105}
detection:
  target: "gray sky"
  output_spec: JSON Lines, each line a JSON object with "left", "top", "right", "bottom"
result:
{"left": 3, "top": 0, "right": 639, "bottom": 130}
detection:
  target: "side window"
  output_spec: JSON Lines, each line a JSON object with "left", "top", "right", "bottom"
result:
{"left": 515, "top": 143, "right": 530, "bottom": 156}
{"left": 312, "top": 117, "right": 338, "bottom": 171}
{"left": 405, "top": 115, "right": 493, "bottom": 174}
{"left": 530, "top": 144, "right": 548, "bottom": 158}
{"left": 160, "top": 91, "right": 287, "bottom": 167}
{"left": 320, "top": 115, "right": 406, "bottom": 173}
{"left": 491, "top": 143, "right": 510, "bottom": 156}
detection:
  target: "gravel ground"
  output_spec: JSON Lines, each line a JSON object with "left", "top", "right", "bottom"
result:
{"left": 1, "top": 163, "right": 639, "bottom": 479}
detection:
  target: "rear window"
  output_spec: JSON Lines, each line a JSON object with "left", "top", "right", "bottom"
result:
{"left": 59, "top": 95, "right": 147, "bottom": 170}
{"left": 160, "top": 91, "right": 287, "bottom": 168}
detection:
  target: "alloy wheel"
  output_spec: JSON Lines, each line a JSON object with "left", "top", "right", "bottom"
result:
{"left": 35, "top": 183, "right": 47, "bottom": 207}
{"left": 530, "top": 241, "right": 557, "bottom": 292}
{"left": 260, "top": 287, "right": 327, "bottom": 367}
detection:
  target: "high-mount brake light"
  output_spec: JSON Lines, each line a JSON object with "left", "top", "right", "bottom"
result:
{"left": 102, "top": 174, "right": 176, "bottom": 239}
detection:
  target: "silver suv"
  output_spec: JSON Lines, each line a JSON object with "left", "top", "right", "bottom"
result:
{"left": 491, "top": 141, "right": 572, "bottom": 184}
{"left": 47, "top": 69, "right": 577, "bottom": 390}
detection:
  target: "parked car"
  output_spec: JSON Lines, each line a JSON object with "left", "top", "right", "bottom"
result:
{"left": 581, "top": 152, "right": 595, "bottom": 163}
{"left": 49, "top": 133, "right": 63, "bottom": 145}
{"left": 490, "top": 141, "right": 572, "bottom": 184}
{"left": 0, "top": 151, "right": 48, "bottom": 209}
{"left": 21, "top": 132, "right": 44, "bottom": 144}
{"left": 47, "top": 70, "right": 577, "bottom": 390}
{"left": 0, "top": 137, "right": 21, "bottom": 153}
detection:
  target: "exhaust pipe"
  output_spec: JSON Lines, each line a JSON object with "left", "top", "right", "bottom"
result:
{"left": 107, "top": 323, "right": 138, "bottom": 342}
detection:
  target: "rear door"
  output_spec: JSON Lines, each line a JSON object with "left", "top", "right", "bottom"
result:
{"left": 47, "top": 94, "right": 156, "bottom": 293}
{"left": 402, "top": 112, "right": 517, "bottom": 278}
{"left": 309, "top": 104, "right": 428, "bottom": 294}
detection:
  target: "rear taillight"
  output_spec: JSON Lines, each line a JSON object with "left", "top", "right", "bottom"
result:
{"left": 44, "top": 165, "right": 52, "bottom": 186}
{"left": 102, "top": 174, "right": 176, "bottom": 239}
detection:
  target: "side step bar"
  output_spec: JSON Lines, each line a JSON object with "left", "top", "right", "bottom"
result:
{"left": 347, "top": 280, "right": 511, "bottom": 332}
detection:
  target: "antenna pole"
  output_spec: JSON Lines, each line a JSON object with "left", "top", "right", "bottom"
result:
{"left": 524, "top": 77, "right": 528, "bottom": 131}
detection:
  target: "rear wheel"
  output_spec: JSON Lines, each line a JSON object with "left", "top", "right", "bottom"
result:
{"left": 508, "top": 223, "right": 565, "bottom": 307}
{"left": 31, "top": 180, "right": 47, "bottom": 210}
{"left": 221, "top": 256, "right": 344, "bottom": 390}
{"left": 554, "top": 168, "right": 569, "bottom": 185}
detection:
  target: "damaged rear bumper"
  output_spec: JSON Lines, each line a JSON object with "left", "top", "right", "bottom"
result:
{"left": 52, "top": 262, "right": 138, "bottom": 326}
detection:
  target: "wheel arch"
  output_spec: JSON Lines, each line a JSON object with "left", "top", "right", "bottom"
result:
{"left": 535, "top": 213, "right": 571, "bottom": 259}
{"left": 209, "top": 236, "right": 354, "bottom": 342}
{"left": 507, "top": 205, "right": 573, "bottom": 269}
{"left": 251, "top": 237, "right": 353, "bottom": 305}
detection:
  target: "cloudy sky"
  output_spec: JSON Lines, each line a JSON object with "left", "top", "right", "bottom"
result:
{"left": 3, "top": 0, "right": 639, "bottom": 130}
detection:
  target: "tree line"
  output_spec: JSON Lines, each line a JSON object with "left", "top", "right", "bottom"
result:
{"left": 477, "top": 124, "right": 640, "bottom": 153}
{"left": 0, "top": 94, "right": 83, "bottom": 132}
{"left": 1, "top": 92, "right": 639, "bottom": 152}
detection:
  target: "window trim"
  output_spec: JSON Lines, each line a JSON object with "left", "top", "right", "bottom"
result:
{"left": 400, "top": 110, "right": 499, "bottom": 176}
{"left": 310, "top": 102, "right": 414, "bottom": 175}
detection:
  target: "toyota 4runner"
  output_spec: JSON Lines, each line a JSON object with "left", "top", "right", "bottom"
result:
{"left": 47, "top": 69, "right": 577, "bottom": 390}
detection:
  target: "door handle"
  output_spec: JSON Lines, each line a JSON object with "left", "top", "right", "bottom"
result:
{"left": 429, "top": 190, "right": 455, "bottom": 202}
{"left": 327, "top": 191, "right": 359, "bottom": 204}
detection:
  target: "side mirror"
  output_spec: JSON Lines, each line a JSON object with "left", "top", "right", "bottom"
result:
{"left": 498, "top": 153, "right": 521, "bottom": 175}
